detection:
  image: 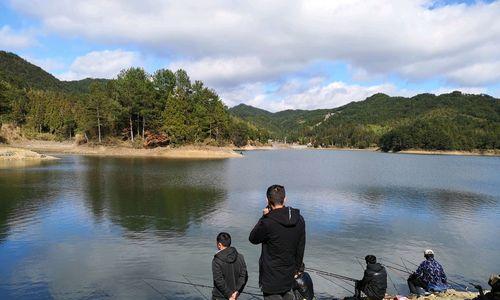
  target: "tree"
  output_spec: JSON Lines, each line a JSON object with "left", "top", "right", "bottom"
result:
{"left": 116, "top": 67, "right": 152, "bottom": 141}
{"left": 79, "top": 82, "right": 122, "bottom": 143}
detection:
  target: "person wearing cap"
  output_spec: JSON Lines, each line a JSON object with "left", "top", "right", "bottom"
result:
{"left": 345, "top": 255, "right": 387, "bottom": 300}
{"left": 407, "top": 249, "right": 448, "bottom": 295}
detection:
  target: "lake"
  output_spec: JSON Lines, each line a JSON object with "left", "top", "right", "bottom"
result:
{"left": 1, "top": 150, "right": 499, "bottom": 299}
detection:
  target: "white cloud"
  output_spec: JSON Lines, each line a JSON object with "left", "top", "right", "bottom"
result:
{"left": 168, "top": 56, "right": 300, "bottom": 87}
{"left": 219, "top": 77, "right": 488, "bottom": 112}
{"left": 24, "top": 56, "right": 65, "bottom": 72}
{"left": 57, "top": 50, "right": 140, "bottom": 80}
{"left": 446, "top": 61, "right": 500, "bottom": 86}
{"left": 0, "top": 25, "right": 34, "bottom": 50}
{"left": 10, "top": 0, "right": 500, "bottom": 87}
{"left": 220, "top": 78, "right": 402, "bottom": 111}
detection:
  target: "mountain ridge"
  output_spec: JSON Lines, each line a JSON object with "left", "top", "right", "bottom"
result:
{"left": 0, "top": 50, "right": 109, "bottom": 93}
{"left": 230, "top": 92, "right": 499, "bottom": 151}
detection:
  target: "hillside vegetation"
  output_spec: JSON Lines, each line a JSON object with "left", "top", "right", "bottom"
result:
{"left": 230, "top": 92, "right": 500, "bottom": 152}
{"left": 0, "top": 51, "right": 269, "bottom": 147}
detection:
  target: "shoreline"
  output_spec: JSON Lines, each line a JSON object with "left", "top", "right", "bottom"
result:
{"left": 4, "top": 140, "right": 499, "bottom": 160}
{"left": 0, "top": 146, "right": 58, "bottom": 161}
{"left": 239, "top": 144, "right": 499, "bottom": 157}
{"left": 0, "top": 146, "right": 58, "bottom": 168}
{"left": 397, "top": 149, "right": 500, "bottom": 157}
{"left": 6, "top": 141, "right": 242, "bottom": 160}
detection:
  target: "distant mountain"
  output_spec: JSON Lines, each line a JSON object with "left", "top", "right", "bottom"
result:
{"left": 229, "top": 103, "right": 335, "bottom": 139}
{"left": 0, "top": 51, "right": 108, "bottom": 94}
{"left": 230, "top": 92, "right": 500, "bottom": 151}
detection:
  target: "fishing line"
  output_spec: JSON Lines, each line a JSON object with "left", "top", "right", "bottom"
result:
{"left": 143, "top": 277, "right": 263, "bottom": 297}
{"left": 306, "top": 267, "right": 357, "bottom": 284}
{"left": 355, "top": 257, "right": 364, "bottom": 271}
{"left": 183, "top": 274, "right": 209, "bottom": 300}
{"left": 400, "top": 257, "right": 410, "bottom": 273}
{"left": 183, "top": 273, "right": 261, "bottom": 290}
{"left": 317, "top": 273, "right": 353, "bottom": 295}
{"left": 142, "top": 279, "right": 169, "bottom": 299}
{"left": 386, "top": 268, "right": 400, "bottom": 295}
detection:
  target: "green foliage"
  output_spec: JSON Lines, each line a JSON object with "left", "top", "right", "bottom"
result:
{"left": 0, "top": 51, "right": 265, "bottom": 146}
{"left": 379, "top": 108, "right": 500, "bottom": 152}
{"left": 232, "top": 92, "right": 500, "bottom": 151}
{"left": 24, "top": 90, "right": 76, "bottom": 138}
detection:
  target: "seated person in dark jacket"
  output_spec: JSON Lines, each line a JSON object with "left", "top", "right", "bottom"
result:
{"left": 407, "top": 249, "right": 447, "bottom": 296}
{"left": 249, "top": 184, "right": 306, "bottom": 300}
{"left": 473, "top": 274, "right": 500, "bottom": 300}
{"left": 350, "top": 255, "right": 387, "bottom": 300}
{"left": 212, "top": 232, "right": 248, "bottom": 300}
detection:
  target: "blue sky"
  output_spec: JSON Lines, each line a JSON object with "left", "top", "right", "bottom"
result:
{"left": 1, "top": 0, "right": 499, "bottom": 111}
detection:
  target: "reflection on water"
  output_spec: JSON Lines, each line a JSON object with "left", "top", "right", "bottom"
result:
{"left": 81, "top": 157, "right": 226, "bottom": 235}
{"left": 0, "top": 151, "right": 499, "bottom": 299}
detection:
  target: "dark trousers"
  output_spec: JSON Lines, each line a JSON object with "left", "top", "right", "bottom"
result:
{"left": 354, "top": 280, "right": 362, "bottom": 299}
{"left": 407, "top": 276, "right": 427, "bottom": 295}
{"left": 263, "top": 290, "right": 295, "bottom": 300}
{"left": 353, "top": 281, "right": 382, "bottom": 300}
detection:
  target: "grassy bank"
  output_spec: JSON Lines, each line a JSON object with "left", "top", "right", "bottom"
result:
{"left": 9, "top": 140, "right": 242, "bottom": 159}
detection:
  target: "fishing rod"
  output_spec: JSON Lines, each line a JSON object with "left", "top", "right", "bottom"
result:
{"left": 183, "top": 274, "right": 262, "bottom": 291}
{"left": 142, "top": 279, "right": 168, "bottom": 299}
{"left": 306, "top": 267, "right": 358, "bottom": 282}
{"left": 355, "top": 257, "right": 364, "bottom": 271}
{"left": 143, "top": 277, "right": 263, "bottom": 297}
{"left": 183, "top": 274, "right": 209, "bottom": 300}
{"left": 386, "top": 268, "right": 401, "bottom": 295}
{"left": 400, "top": 257, "right": 410, "bottom": 273}
{"left": 317, "top": 273, "right": 353, "bottom": 294}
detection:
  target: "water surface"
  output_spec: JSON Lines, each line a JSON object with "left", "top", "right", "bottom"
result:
{"left": 1, "top": 150, "right": 499, "bottom": 299}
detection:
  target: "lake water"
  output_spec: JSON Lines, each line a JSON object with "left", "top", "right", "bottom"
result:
{"left": 1, "top": 150, "right": 499, "bottom": 299}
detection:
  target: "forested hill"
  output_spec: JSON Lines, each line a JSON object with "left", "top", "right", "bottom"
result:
{"left": 230, "top": 92, "right": 500, "bottom": 151}
{"left": 229, "top": 104, "right": 335, "bottom": 141}
{"left": 0, "top": 51, "right": 106, "bottom": 93}
{"left": 0, "top": 51, "right": 269, "bottom": 147}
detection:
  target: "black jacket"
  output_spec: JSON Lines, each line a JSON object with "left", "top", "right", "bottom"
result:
{"left": 212, "top": 247, "right": 248, "bottom": 299}
{"left": 249, "top": 206, "right": 306, "bottom": 294}
{"left": 359, "top": 263, "right": 387, "bottom": 300}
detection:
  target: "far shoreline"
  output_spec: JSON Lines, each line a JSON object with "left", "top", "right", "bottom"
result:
{"left": 238, "top": 144, "right": 500, "bottom": 157}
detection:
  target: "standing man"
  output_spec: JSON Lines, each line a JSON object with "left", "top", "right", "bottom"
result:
{"left": 212, "top": 232, "right": 248, "bottom": 300}
{"left": 407, "top": 249, "right": 448, "bottom": 296}
{"left": 249, "top": 185, "right": 306, "bottom": 300}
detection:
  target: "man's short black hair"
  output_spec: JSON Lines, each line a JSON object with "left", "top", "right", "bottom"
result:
{"left": 365, "top": 255, "right": 377, "bottom": 264}
{"left": 266, "top": 185, "right": 286, "bottom": 206}
{"left": 216, "top": 232, "right": 231, "bottom": 247}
